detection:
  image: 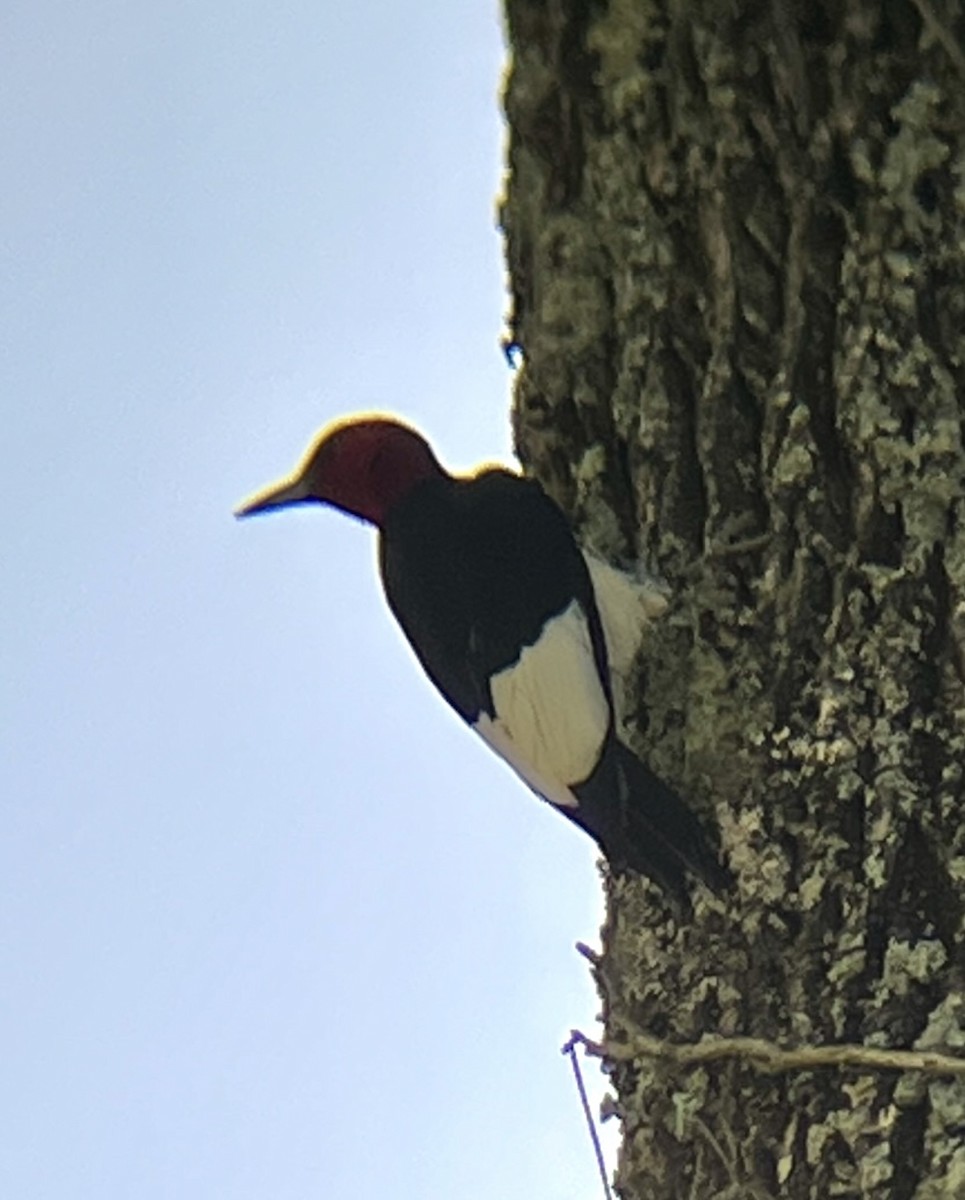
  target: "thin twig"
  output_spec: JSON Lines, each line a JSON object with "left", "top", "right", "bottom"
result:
{"left": 562, "top": 1033, "right": 613, "bottom": 1200}
{"left": 574, "top": 1029, "right": 965, "bottom": 1078}
{"left": 575, "top": 940, "right": 602, "bottom": 966}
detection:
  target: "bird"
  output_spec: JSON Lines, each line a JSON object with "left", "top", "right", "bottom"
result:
{"left": 235, "top": 414, "right": 730, "bottom": 905}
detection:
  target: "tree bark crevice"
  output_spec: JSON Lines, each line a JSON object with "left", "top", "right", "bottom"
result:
{"left": 502, "top": 1, "right": 965, "bottom": 1195}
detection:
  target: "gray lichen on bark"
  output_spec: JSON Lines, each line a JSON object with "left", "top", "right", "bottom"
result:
{"left": 501, "top": 1, "right": 965, "bottom": 1196}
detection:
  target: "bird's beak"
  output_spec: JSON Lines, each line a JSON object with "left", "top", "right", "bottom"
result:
{"left": 234, "top": 474, "right": 311, "bottom": 518}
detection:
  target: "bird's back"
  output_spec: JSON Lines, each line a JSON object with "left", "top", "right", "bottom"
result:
{"left": 379, "top": 469, "right": 610, "bottom": 721}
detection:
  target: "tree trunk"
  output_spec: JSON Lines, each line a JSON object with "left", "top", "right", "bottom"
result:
{"left": 501, "top": 2, "right": 965, "bottom": 1196}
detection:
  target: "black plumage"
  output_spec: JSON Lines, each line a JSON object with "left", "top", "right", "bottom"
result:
{"left": 381, "top": 469, "right": 729, "bottom": 904}
{"left": 381, "top": 470, "right": 608, "bottom": 723}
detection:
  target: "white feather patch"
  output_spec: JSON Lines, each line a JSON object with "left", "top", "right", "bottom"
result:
{"left": 474, "top": 713, "right": 579, "bottom": 809}
{"left": 473, "top": 599, "right": 610, "bottom": 808}
{"left": 581, "top": 551, "right": 668, "bottom": 679}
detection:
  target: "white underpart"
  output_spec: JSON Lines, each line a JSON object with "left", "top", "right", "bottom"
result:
{"left": 582, "top": 551, "right": 668, "bottom": 715}
{"left": 473, "top": 599, "right": 610, "bottom": 810}
{"left": 474, "top": 713, "right": 580, "bottom": 809}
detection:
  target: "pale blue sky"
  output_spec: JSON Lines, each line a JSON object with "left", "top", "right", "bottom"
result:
{"left": 2, "top": 3, "right": 612, "bottom": 1196}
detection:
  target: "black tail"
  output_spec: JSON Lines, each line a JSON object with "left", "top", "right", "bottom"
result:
{"left": 571, "top": 737, "right": 732, "bottom": 906}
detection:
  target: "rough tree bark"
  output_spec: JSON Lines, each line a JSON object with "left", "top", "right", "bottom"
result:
{"left": 500, "top": 2, "right": 965, "bottom": 1196}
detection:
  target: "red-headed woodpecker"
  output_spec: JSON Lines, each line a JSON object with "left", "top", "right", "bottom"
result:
{"left": 236, "top": 415, "right": 730, "bottom": 905}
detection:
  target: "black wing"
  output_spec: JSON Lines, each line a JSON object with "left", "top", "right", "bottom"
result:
{"left": 379, "top": 470, "right": 611, "bottom": 726}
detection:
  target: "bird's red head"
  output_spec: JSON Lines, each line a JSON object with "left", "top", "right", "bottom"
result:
{"left": 235, "top": 415, "right": 445, "bottom": 527}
